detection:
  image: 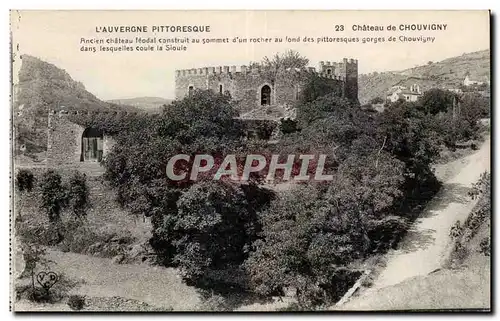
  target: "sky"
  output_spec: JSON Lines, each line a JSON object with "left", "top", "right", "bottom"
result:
{"left": 11, "top": 10, "right": 490, "bottom": 100}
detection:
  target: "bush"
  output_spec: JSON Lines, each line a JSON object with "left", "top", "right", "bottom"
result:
{"left": 67, "top": 295, "right": 85, "bottom": 310}
{"left": 479, "top": 237, "right": 490, "bottom": 256}
{"left": 279, "top": 118, "right": 299, "bottom": 134}
{"left": 39, "top": 170, "right": 68, "bottom": 222}
{"left": 16, "top": 169, "right": 35, "bottom": 192}
{"left": 196, "top": 292, "right": 232, "bottom": 311}
{"left": 67, "top": 171, "right": 89, "bottom": 218}
{"left": 16, "top": 284, "right": 63, "bottom": 303}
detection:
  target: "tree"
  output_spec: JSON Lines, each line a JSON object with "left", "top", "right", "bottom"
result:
{"left": 254, "top": 50, "right": 309, "bottom": 84}
{"left": 296, "top": 93, "right": 355, "bottom": 128}
{"left": 102, "top": 90, "right": 272, "bottom": 275}
{"left": 171, "top": 181, "right": 254, "bottom": 285}
{"left": 377, "top": 101, "right": 442, "bottom": 203}
{"left": 20, "top": 243, "right": 51, "bottom": 294}
{"left": 417, "top": 88, "right": 456, "bottom": 115}
{"left": 245, "top": 183, "right": 369, "bottom": 308}
{"left": 15, "top": 169, "right": 35, "bottom": 220}
{"left": 262, "top": 50, "right": 309, "bottom": 70}
{"left": 460, "top": 93, "right": 490, "bottom": 127}
{"left": 39, "top": 170, "right": 67, "bottom": 222}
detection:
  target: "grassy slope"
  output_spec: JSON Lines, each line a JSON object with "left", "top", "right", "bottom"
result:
{"left": 14, "top": 249, "right": 202, "bottom": 311}
{"left": 15, "top": 171, "right": 151, "bottom": 258}
{"left": 358, "top": 49, "right": 490, "bottom": 103}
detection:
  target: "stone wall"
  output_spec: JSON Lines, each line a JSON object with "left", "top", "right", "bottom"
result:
{"left": 46, "top": 111, "right": 115, "bottom": 174}
{"left": 175, "top": 58, "right": 359, "bottom": 113}
{"left": 47, "top": 111, "right": 86, "bottom": 167}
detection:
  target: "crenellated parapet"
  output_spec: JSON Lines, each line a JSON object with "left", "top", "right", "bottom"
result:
{"left": 48, "top": 109, "right": 150, "bottom": 118}
{"left": 175, "top": 59, "right": 355, "bottom": 81}
{"left": 176, "top": 65, "right": 248, "bottom": 77}
{"left": 174, "top": 57, "right": 359, "bottom": 105}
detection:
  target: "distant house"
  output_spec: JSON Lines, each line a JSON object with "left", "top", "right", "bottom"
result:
{"left": 386, "top": 84, "right": 422, "bottom": 103}
{"left": 463, "top": 73, "right": 487, "bottom": 86}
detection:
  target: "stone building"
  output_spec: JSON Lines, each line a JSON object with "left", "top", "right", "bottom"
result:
{"left": 386, "top": 84, "right": 422, "bottom": 103}
{"left": 45, "top": 58, "right": 358, "bottom": 169}
{"left": 46, "top": 110, "right": 115, "bottom": 173}
{"left": 175, "top": 58, "right": 359, "bottom": 113}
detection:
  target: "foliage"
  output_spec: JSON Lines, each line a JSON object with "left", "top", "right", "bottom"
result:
{"left": 102, "top": 90, "right": 273, "bottom": 279}
{"left": 39, "top": 170, "right": 68, "bottom": 222}
{"left": 67, "top": 171, "right": 89, "bottom": 218}
{"left": 19, "top": 243, "right": 51, "bottom": 280}
{"left": 16, "top": 169, "right": 35, "bottom": 192}
{"left": 95, "top": 56, "right": 486, "bottom": 308}
{"left": 245, "top": 149, "right": 407, "bottom": 307}
{"left": 171, "top": 181, "right": 252, "bottom": 283}
{"left": 249, "top": 50, "right": 309, "bottom": 85}
{"left": 279, "top": 118, "right": 299, "bottom": 134}
{"left": 448, "top": 173, "right": 490, "bottom": 266}
{"left": 295, "top": 93, "right": 356, "bottom": 129}
{"left": 261, "top": 50, "right": 309, "bottom": 70}
{"left": 479, "top": 237, "right": 490, "bottom": 256}
{"left": 460, "top": 93, "right": 490, "bottom": 128}
{"left": 377, "top": 101, "right": 442, "bottom": 202}
{"left": 68, "top": 295, "right": 86, "bottom": 310}
{"left": 297, "top": 75, "right": 344, "bottom": 107}
{"left": 369, "top": 96, "right": 384, "bottom": 104}
{"left": 417, "top": 88, "right": 456, "bottom": 115}
{"left": 245, "top": 78, "right": 464, "bottom": 307}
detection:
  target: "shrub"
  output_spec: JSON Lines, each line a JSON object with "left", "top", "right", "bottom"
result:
{"left": 15, "top": 169, "right": 35, "bottom": 192}
{"left": 39, "top": 170, "right": 68, "bottom": 222}
{"left": 196, "top": 292, "right": 232, "bottom": 311}
{"left": 279, "top": 118, "right": 299, "bottom": 134}
{"left": 15, "top": 284, "right": 62, "bottom": 303}
{"left": 67, "top": 171, "right": 89, "bottom": 218}
{"left": 67, "top": 295, "right": 85, "bottom": 310}
{"left": 479, "top": 237, "right": 490, "bottom": 256}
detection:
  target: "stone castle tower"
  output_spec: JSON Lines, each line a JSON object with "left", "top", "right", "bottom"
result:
{"left": 175, "top": 58, "right": 358, "bottom": 113}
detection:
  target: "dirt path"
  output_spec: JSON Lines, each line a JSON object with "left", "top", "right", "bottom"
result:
{"left": 339, "top": 136, "right": 490, "bottom": 308}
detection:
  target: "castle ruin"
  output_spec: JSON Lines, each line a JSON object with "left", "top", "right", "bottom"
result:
{"left": 175, "top": 58, "right": 359, "bottom": 112}
{"left": 45, "top": 57, "right": 359, "bottom": 169}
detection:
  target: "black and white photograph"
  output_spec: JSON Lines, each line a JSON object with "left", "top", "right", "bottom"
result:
{"left": 9, "top": 10, "right": 491, "bottom": 312}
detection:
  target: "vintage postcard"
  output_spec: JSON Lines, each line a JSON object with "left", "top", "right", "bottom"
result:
{"left": 10, "top": 10, "right": 491, "bottom": 312}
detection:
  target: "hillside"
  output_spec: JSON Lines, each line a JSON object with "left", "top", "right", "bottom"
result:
{"left": 13, "top": 55, "right": 139, "bottom": 154}
{"left": 107, "top": 97, "right": 172, "bottom": 113}
{"left": 359, "top": 49, "right": 490, "bottom": 103}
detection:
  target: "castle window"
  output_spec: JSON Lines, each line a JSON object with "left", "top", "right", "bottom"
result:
{"left": 219, "top": 84, "right": 223, "bottom": 94}
{"left": 261, "top": 85, "right": 271, "bottom": 106}
{"left": 81, "top": 127, "right": 103, "bottom": 162}
{"left": 188, "top": 85, "right": 194, "bottom": 96}
{"left": 327, "top": 69, "right": 332, "bottom": 75}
